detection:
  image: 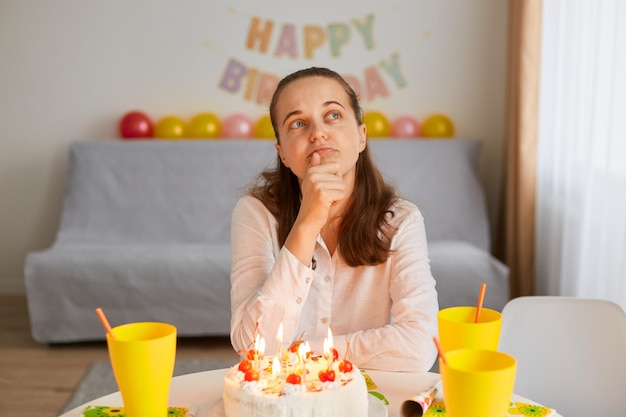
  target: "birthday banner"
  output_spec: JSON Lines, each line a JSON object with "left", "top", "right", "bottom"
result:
{"left": 207, "top": 3, "right": 423, "bottom": 108}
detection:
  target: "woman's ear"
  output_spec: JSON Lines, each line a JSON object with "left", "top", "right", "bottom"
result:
{"left": 358, "top": 123, "right": 367, "bottom": 152}
{"left": 275, "top": 144, "right": 289, "bottom": 167}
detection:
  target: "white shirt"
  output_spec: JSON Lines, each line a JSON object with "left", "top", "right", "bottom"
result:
{"left": 230, "top": 194, "right": 439, "bottom": 372}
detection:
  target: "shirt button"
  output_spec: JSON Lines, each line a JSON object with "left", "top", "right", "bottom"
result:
{"left": 321, "top": 317, "right": 328, "bottom": 324}
{"left": 296, "top": 297, "right": 302, "bottom": 304}
{"left": 305, "top": 277, "right": 311, "bottom": 284}
{"left": 324, "top": 276, "right": 331, "bottom": 282}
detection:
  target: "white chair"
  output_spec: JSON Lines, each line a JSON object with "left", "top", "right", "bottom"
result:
{"left": 499, "top": 296, "right": 626, "bottom": 417}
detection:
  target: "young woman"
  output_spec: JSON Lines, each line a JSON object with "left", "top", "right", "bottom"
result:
{"left": 229, "top": 67, "right": 438, "bottom": 372}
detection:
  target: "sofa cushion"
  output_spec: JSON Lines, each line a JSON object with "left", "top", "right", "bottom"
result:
{"left": 57, "top": 140, "right": 278, "bottom": 245}
{"left": 369, "top": 139, "right": 490, "bottom": 250}
{"left": 428, "top": 241, "right": 509, "bottom": 310}
{"left": 25, "top": 243, "right": 232, "bottom": 343}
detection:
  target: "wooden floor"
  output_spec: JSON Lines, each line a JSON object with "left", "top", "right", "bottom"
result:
{"left": 0, "top": 294, "right": 239, "bottom": 417}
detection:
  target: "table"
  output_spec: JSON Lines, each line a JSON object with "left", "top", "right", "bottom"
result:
{"left": 60, "top": 368, "right": 563, "bottom": 417}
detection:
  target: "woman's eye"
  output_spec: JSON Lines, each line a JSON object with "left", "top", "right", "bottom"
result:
{"left": 327, "top": 112, "right": 341, "bottom": 120}
{"left": 289, "top": 120, "right": 305, "bottom": 129}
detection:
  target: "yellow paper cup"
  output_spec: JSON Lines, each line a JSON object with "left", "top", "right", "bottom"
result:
{"left": 440, "top": 349, "right": 517, "bottom": 417}
{"left": 438, "top": 306, "right": 501, "bottom": 352}
{"left": 106, "top": 322, "right": 177, "bottom": 417}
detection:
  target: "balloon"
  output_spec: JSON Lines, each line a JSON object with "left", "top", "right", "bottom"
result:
{"left": 222, "top": 113, "right": 253, "bottom": 138}
{"left": 421, "top": 114, "right": 455, "bottom": 138}
{"left": 119, "top": 111, "right": 153, "bottom": 139}
{"left": 186, "top": 113, "right": 220, "bottom": 139}
{"left": 254, "top": 115, "right": 275, "bottom": 139}
{"left": 391, "top": 116, "right": 421, "bottom": 138}
{"left": 154, "top": 116, "right": 185, "bottom": 140}
{"left": 363, "top": 111, "right": 391, "bottom": 138}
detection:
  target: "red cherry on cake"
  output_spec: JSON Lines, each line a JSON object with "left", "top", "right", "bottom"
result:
{"left": 245, "top": 349, "right": 256, "bottom": 360}
{"left": 318, "top": 369, "right": 336, "bottom": 382}
{"left": 331, "top": 347, "right": 339, "bottom": 362}
{"left": 286, "top": 373, "right": 302, "bottom": 384}
{"left": 244, "top": 369, "right": 259, "bottom": 381}
{"left": 338, "top": 360, "right": 353, "bottom": 373}
{"left": 288, "top": 331, "right": 307, "bottom": 353}
{"left": 238, "top": 359, "right": 253, "bottom": 373}
{"left": 288, "top": 341, "right": 302, "bottom": 353}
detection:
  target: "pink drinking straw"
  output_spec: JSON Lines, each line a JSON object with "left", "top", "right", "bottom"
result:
{"left": 432, "top": 337, "right": 448, "bottom": 366}
{"left": 95, "top": 307, "right": 116, "bottom": 340}
{"left": 474, "top": 282, "right": 487, "bottom": 323}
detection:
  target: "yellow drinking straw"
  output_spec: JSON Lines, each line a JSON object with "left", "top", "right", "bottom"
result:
{"left": 474, "top": 282, "right": 487, "bottom": 323}
{"left": 95, "top": 307, "right": 116, "bottom": 340}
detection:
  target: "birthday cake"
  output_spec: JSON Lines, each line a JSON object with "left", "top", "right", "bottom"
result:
{"left": 222, "top": 350, "right": 368, "bottom": 417}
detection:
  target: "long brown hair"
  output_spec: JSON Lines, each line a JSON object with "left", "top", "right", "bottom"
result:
{"left": 249, "top": 67, "right": 398, "bottom": 266}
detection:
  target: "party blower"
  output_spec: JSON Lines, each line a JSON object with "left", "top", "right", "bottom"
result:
{"left": 95, "top": 308, "right": 177, "bottom": 417}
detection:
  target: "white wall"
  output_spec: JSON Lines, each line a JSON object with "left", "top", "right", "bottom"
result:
{"left": 0, "top": 0, "right": 509, "bottom": 293}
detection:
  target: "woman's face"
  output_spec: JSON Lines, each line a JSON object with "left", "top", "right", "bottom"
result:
{"left": 274, "top": 76, "right": 367, "bottom": 180}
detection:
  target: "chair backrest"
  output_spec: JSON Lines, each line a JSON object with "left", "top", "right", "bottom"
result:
{"left": 499, "top": 296, "right": 626, "bottom": 417}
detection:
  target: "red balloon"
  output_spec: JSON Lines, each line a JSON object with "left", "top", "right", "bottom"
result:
{"left": 119, "top": 111, "right": 153, "bottom": 139}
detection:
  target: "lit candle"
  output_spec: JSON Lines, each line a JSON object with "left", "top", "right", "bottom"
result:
{"left": 323, "top": 336, "right": 330, "bottom": 363}
{"left": 253, "top": 334, "right": 259, "bottom": 365}
{"left": 258, "top": 337, "right": 266, "bottom": 380}
{"left": 298, "top": 341, "right": 309, "bottom": 386}
{"left": 327, "top": 327, "right": 337, "bottom": 363}
{"left": 298, "top": 342, "right": 306, "bottom": 365}
{"left": 253, "top": 335, "right": 266, "bottom": 378}
{"left": 272, "top": 356, "right": 280, "bottom": 379}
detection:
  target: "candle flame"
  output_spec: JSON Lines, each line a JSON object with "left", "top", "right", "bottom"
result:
{"left": 259, "top": 337, "right": 266, "bottom": 356}
{"left": 277, "top": 322, "right": 283, "bottom": 344}
{"left": 298, "top": 340, "right": 306, "bottom": 359}
{"left": 327, "top": 327, "right": 334, "bottom": 349}
{"left": 272, "top": 356, "right": 280, "bottom": 377}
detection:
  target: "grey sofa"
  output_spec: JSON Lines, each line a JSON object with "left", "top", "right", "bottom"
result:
{"left": 24, "top": 138, "right": 509, "bottom": 343}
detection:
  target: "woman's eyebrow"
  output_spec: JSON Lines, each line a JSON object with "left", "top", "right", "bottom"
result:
{"left": 281, "top": 101, "right": 347, "bottom": 126}
{"left": 282, "top": 110, "right": 302, "bottom": 127}
{"left": 323, "top": 100, "right": 346, "bottom": 110}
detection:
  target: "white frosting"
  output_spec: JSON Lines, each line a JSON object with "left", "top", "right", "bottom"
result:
{"left": 281, "top": 383, "right": 303, "bottom": 395}
{"left": 222, "top": 356, "right": 369, "bottom": 417}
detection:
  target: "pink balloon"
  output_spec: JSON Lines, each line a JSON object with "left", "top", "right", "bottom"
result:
{"left": 391, "top": 116, "right": 421, "bottom": 138}
{"left": 222, "top": 113, "right": 253, "bottom": 138}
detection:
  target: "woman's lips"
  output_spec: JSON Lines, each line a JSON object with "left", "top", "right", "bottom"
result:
{"left": 309, "top": 148, "right": 336, "bottom": 158}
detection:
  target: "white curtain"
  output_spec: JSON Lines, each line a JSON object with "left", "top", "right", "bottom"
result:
{"left": 535, "top": 0, "right": 626, "bottom": 310}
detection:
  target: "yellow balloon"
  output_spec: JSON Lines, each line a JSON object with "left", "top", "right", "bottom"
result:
{"left": 154, "top": 116, "right": 185, "bottom": 140}
{"left": 186, "top": 113, "right": 221, "bottom": 139}
{"left": 421, "top": 114, "right": 455, "bottom": 138}
{"left": 254, "top": 115, "right": 275, "bottom": 139}
{"left": 363, "top": 111, "right": 391, "bottom": 138}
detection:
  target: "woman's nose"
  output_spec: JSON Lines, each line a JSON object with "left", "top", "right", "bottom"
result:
{"left": 309, "top": 121, "right": 328, "bottom": 141}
